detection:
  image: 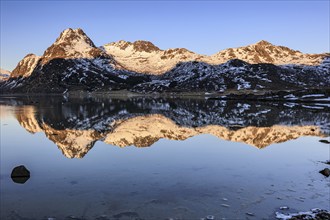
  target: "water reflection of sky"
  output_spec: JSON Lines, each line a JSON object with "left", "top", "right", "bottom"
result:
{"left": 0, "top": 101, "right": 329, "bottom": 219}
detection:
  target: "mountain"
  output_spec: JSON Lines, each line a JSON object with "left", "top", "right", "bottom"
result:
{"left": 0, "top": 28, "right": 329, "bottom": 94}
{"left": 209, "top": 40, "right": 328, "bottom": 66}
{"left": 103, "top": 40, "right": 203, "bottom": 74}
{"left": 41, "top": 28, "right": 110, "bottom": 64}
{"left": 1, "top": 28, "right": 149, "bottom": 93}
{"left": 104, "top": 39, "right": 329, "bottom": 74}
{"left": 131, "top": 58, "right": 330, "bottom": 93}
{"left": 0, "top": 68, "right": 11, "bottom": 82}
{"left": 10, "top": 54, "right": 41, "bottom": 78}
{"left": 4, "top": 96, "right": 329, "bottom": 158}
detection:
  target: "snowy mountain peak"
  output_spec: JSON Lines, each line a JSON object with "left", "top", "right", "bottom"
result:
{"left": 255, "top": 40, "right": 273, "bottom": 46}
{"left": 54, "top": 28, "right": 96, "bottom": 47}
{"left": 132, "top": 40, "right": 160, "bottom": 52}
{"left": 41, "top": 28, "right": 108, "bottom": 63}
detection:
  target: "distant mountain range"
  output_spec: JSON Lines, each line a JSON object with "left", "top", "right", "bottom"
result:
{"left": 0, "top": 28, "right": 329, "bottom": 94}
{"left": 0, "top": 68, "right": 10, "bottom": 82}
{"left": 104, "top": 39, "right": 328, "bottom": 74}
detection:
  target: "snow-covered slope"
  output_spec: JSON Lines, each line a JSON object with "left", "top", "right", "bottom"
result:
{"left": 104, "top": 39, "right": 329, "bottom": 74}
{"left": 131, "top": 58, "right": 330, "bottom": 93}
{"left": 103, "top": 40, "right": 203, "bottom": 74}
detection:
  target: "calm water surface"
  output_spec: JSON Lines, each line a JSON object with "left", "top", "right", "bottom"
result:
{"left": 0, "top": 95, "right": 329, "bottom": 220}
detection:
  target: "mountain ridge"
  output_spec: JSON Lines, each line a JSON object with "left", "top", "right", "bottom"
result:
{"left": 1, "top": 28, "right": 329, "bottom": 94}
{"left": 6, "top": 28, "right": 330, "bottom": 78}
{"left": 104, "top": 38, "right": 329, "bottom": 74}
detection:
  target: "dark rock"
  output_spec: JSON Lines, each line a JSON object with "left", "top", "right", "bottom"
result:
{"left": 11, "top": 165, "right": 30, "bottom": 184}
{"left": 319, "top": 139, "right": 330, "bottom": 144}
{"left": 319, "top": 168, "right": 330, "bottom": 177}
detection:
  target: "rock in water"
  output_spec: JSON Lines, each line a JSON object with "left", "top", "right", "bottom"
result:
{"left": 11, "top": 165, "right": 30, "bottom": 184}
{"left": 319, "top": 168, "right": 330, "bottom": 177}
{"left": 319, "top": 139, "right": 330, "bottom": 144}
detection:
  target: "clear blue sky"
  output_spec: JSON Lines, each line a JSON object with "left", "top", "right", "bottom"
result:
{"left": 1, "top": 0, "right": 329, "bottom": 71}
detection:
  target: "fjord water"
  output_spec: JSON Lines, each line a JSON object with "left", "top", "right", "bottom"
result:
{"left": 0, "top": 95, "right": 329, "bottom": 220}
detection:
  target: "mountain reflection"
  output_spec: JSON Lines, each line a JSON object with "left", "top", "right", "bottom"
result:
{"left": 2, "top": 95, "right": 329, "bottom": 158}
